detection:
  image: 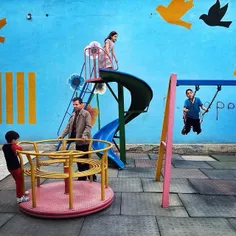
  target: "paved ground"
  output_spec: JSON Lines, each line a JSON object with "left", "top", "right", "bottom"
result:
{"left": 0, "top": 151, "right": 236, "bottom": 235}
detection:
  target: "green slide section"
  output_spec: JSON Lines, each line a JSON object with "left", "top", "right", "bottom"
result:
{"left": 99, "top": 68, "right": 153, "bottom": 124}
{"left": 92, "top": 68, "right": 153, "bottom": 169}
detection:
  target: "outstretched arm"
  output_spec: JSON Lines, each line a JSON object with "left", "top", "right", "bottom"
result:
{"left": 183, "top": 107, "right": 189, "bottom": 113}
{"left": 112, "top": 48, "right": 118, "bottom": 64}
{"left": 12, "top": 144, "right": 23, "bottom": 151}
{"left": 58, "top": 117, "right": 72, "bottom": 138}
{"left": 105, "top": 41, "right": 110, "bottom": 56}
{"left": 183, "top": 100, "right": 189, "bottom": 113}
{"left": 201, "top": 104, "right": 208, "bottom": 112}
{"left": 82, "top": 113, "right": 92, "bottom": 139}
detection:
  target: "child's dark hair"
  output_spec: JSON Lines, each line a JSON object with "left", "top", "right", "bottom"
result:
{"left": 72, "top": 97, "right": 82, "bottom": 104}
{"left": 186, "top": 88, "right": 193, "bottom": 94}
{"left": 5, "top": 131, "right": 20, "bottom": 143}
{"left": 104, "top": 31, "right": 118, "bottom": 42}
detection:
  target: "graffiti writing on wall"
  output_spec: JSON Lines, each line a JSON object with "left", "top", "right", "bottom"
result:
{"left": 204, "top": 101, "right": 236, "bottom": 121}
{"left": 163, "top": 97, "right": 236, "bottom": 121}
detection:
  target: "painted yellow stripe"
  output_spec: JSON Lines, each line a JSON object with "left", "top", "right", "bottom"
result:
{"left": 28, "top": 72, "right": 36, "bottom": 124}
{"left": 0, "top": 73, "right": 2, "bottom": 124}
{"left": 6, "top": 72, "right": 13, "bottom": 124}
{"left": 16, "top": 72, "right": 25, "bottom": 124}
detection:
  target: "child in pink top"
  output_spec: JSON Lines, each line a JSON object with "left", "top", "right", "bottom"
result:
{"left": 100, "top": 31, "right": 118, "bottom": 69}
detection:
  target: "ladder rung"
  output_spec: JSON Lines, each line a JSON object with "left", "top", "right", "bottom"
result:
{"left": 161, "top": 141, "right": 166, "bottom": 148}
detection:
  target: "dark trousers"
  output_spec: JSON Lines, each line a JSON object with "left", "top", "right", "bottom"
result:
{"left": 183, "top": 117, "right": 201, "bottom": 135}
{"left": 76, "top": 144, "right": 97, "bottom": 181}
{"left": 76, "top": 144, "right": 89, "bottom": 172}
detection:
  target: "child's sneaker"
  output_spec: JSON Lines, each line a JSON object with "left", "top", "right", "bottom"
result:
{"left": 17, "top": 195, "right": 30, "bottom": 203}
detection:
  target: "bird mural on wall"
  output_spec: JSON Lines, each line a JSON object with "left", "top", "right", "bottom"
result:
{"left": 199, "top": 0, "right": 232, "bottom": 28}
{"left": 156, "top": 0, "right": 194, "bottom": 29}
{"left": 0, "top": 18, "right": 7, "bottom": 43}
{"left": 234, "top": 71, "right": 236, "bottom": 76}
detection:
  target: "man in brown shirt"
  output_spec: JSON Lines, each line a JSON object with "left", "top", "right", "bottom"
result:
{"left": 58, "top": 97, "right": 96, "bottom": 181}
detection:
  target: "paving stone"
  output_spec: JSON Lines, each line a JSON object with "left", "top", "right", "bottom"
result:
{"left": 96, "top": 168, "right": 118, "bottom": 180}
{"left": 200, "top": 169, "right": 236, "bottom": 180}
{"left": 126, "top": 153, "right": 150, "bottom": 159}
{"left": 182, "top": 155, "right": 216, "bottom": 161}
{"left": 108, "top": 178, "right": 143, "bottom": 192}
{"left": 121, "top": 193, "right": 187, "bottom": 217}
{"left": 142, "top": 178, "right": 198, "bottom": 193}
{"left": 0, "top": 213, "right": 15, "bottom": 227}
{"left": 80, "top": 216, "right": 160, "bottom": 236}
{"left": 0, "top": 176, "right": 46, "bottom": 191}
{"left": 228, "top": 218, "right": 236, "bottom": 230}
{"left": 157, "top": 217, "right": 236, "bottom": 236}
{"left": 162, "top": 169, "right": 208, "bottom": 179}
{"left": 125, "top": 158, "right": 135, "bottom": 168}
{"left": 107, "top": 168, "right": 119, "bottom": 177}
{"left": 0, "top": 168, "right": 10, "bottom": 181}
{"left": 210, "top": 155, "right": 236, "bottom": 162}
{"left": 87, "top": 192, "right": 121, "bottom": 217}
{"left": 135, "top": 159, "right": 157, "bottom": 168}
{"left": 179, "top": 194, "right": 236, "bottom": 217}
{"left": 189, "top": 179, "right": 236, "bottom": 195}
{"left": 148, "top": 153, "right": 183, "bottom": 160}
{"left": 0, "top": 213, "right": 84, "bottom": 236}
{"left": 148, "top": 153, "right": 159, "bottom": 160}
{"left": 0, "top": 190, "right": 20, "bottom": 213}
{"left": 207, "top": 161, "right": 236, "bottom": 169}
{"left": 172, "top": 160, "right": 213, "bottom": 169}
{"left": 118, "top": 168, "right": 156, "bottom": 178}
{"left": 40, "top": 164, "right": 78, "bottom": 172}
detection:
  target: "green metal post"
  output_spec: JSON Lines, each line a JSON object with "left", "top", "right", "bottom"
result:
{"left": 118, "top": 84, "right": 126, "bottom": 164}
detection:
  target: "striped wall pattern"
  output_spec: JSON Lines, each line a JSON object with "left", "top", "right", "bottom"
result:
{"left": 0, "top": 72, "right": 36, "bottom": 124}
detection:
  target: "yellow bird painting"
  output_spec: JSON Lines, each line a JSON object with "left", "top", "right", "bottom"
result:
{"left": 234, "top": 71, "right": 236, "bottom": 76}
{"left": 0, "top": 18, "right": 7, "bottom": 43}
{"left": 156, "top": 0, "right": 194, "bottom": 29}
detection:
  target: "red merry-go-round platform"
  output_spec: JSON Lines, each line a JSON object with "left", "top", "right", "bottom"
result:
{"left": 19, "top": 181, "right": 114, "bottom": 219}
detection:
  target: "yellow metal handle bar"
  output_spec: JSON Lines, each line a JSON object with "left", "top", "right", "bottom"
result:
{"left": 17, "top": 138, "right": 113, "bottom": 156}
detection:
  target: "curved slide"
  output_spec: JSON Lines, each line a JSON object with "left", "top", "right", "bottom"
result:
{"left": 92, "top": 68, "right": 153, "bottom": 169}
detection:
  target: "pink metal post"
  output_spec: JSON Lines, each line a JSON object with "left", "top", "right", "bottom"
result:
{"left": 162, "top": 74, "right": 177, "bottom": 208}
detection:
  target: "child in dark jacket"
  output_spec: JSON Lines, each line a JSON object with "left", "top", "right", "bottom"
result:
{"left": 2, "top": 131, "right": 29, "bottom": 203}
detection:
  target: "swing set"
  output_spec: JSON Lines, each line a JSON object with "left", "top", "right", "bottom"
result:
{"left": 155, "top": 74, "right": 236, "bottom": 208}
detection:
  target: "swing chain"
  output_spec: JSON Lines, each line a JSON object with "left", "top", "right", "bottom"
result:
{"left": 203, "top": 85, "right": 222, "bottom": 115}
{"left": 193, "top": 85, "right": 200, "bottom": 97}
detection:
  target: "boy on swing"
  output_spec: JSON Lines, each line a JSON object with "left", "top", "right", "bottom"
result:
{"left": 182, "top": 88, "right": 208, "bottom": 135}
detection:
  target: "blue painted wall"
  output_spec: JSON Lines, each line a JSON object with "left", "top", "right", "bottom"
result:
{"left": 0, "top": 0, "right": 235, "bottom": 144}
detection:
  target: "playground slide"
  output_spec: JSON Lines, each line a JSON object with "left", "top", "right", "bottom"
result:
{"left": 92, "top": 68, "right": 153, "bottom": 169}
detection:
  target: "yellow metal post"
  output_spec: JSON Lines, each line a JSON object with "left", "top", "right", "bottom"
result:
{"left": 101, "top": 152, "right": 105, "bottom": 200}
{"left": 105, "top": 150, "right": 108, "bottom": 188}
{"left": 156, "top": 80, "right": 171, "bottom": 181}
{"left": 27, "top": 153, "right": 36, "bottom": 208}
{"left": 33, "top": 143, "right": 41, "bottom": 187}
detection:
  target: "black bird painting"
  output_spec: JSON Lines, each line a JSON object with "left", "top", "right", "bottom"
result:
{"left": 199, "top": 0, "right": 232, "bottom": 28}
